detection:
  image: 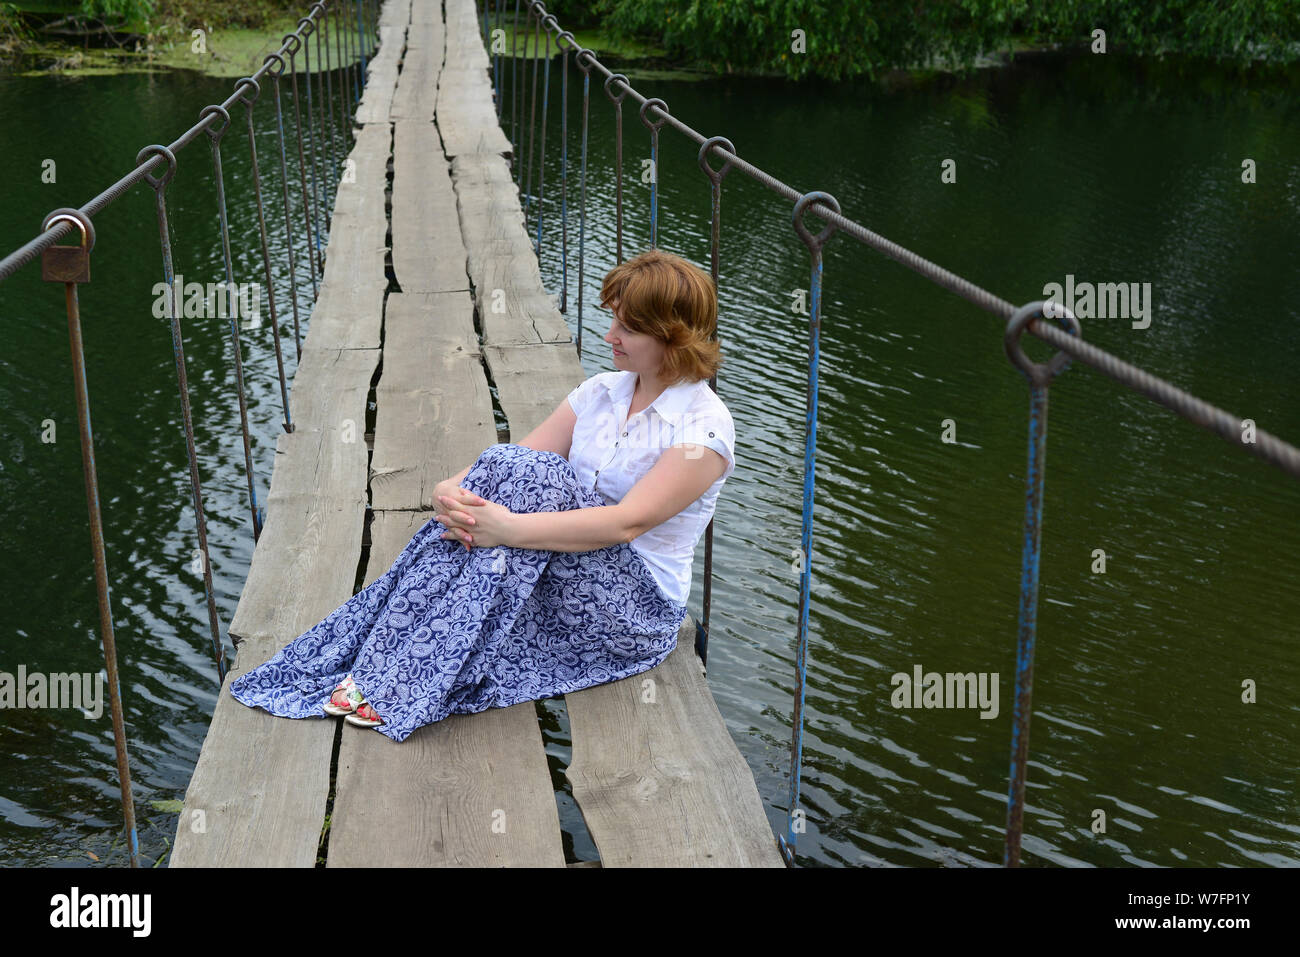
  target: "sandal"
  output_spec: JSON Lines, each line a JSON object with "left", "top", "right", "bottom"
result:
{"left": 322, "top": 675, "right": 363, "bottom": 715}
{"left": 345, "top": 702, "right": 384, "bottom": 728}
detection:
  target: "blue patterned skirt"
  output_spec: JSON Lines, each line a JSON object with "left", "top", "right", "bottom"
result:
{"left": 229, "top": 443, "right": 688, "bottom": 743}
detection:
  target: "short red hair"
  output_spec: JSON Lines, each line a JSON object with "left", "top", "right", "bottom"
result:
{"left": 599, "top": 249, "right": 723, "bottom": 385}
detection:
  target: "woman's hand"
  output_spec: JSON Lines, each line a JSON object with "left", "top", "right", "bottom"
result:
{"left": 434, "top": 480, "right": 480, "bottom": 551}
{"left": 436, "top": 488, "right": 516, "bottom": 550}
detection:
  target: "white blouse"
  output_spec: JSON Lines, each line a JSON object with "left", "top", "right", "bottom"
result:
{"left": 565, "top": 370, "right": 736, "bottom": 605}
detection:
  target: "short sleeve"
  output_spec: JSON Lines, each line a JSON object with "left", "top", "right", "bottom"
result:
{"left": 673, "top": 405, "right": 736, "bottom": 482}
{"left": 566, "top": 374, "right": 601, "bottom": 419}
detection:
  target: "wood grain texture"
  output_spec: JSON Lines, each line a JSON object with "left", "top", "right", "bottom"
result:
{"left": 284, "top": 346, "right": 378, "bottom": 434}
{"left": 370, "top": 292, "right": 495, "bottom": 510}
{"left": 391, "top": 121, "right": 470, "bottom": 293}
{"left": 436, "top": 0, "right": 508, "bottom": 157}
{"left": 390, "top": 12, "right": 442, "bottom": 122}
{"left": 482, "top": 342, "right": 584, "bottom": 439}
{"left": 566, "top": 618, "right": 786, "bottom": 867}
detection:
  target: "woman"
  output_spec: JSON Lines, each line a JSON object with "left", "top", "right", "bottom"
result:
{"left": 229, "top": 249, "right": 736, "bottom": 743}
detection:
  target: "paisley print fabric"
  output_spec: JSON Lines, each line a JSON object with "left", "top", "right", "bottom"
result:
{"left": 229, "top": 443, "right": 688, "bottom": 743}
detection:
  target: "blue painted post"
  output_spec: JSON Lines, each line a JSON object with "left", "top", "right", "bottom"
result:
{"left": 779, "top": 191, "right": 840, "bottom": 866}
{"left": 1002, "top": 300, "right": 1081, "bottom": 866}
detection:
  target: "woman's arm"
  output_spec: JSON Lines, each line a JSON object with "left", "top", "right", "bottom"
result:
{"left": 447, "top": 443, "right": 728, "bottom": 552}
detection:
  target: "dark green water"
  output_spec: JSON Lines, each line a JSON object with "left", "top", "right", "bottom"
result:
{"left": 2, "top": 48, "right": 1298, "bottom": 867}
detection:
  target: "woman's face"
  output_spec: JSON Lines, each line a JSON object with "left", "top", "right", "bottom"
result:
{"left": 604, "top": 297, "right": 667, "bottom": 378}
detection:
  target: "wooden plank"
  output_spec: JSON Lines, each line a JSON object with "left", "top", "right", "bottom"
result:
{"left": 370, "top": 292, "right": 494, "bottom": 509}
{"left": 355, "top": 0, "right": 410, "bottom": 124}
{"left": 302, "top": 275, "right": 387, "bottom": 350}
{"left": 326, "top": 510, "right": 566, "bottom": 868}
{"left": 391, "top": 121, "right": 470, "bottom": 293}
{"left": 482, "top": 342, "right": 584, "bottom": 438}
{"left": 566, "top": 615, "right": 785, "bottom": 867}
{"left": 450, "top": 154, "right": 572, "bottom": 345}
{"left": 327, "top": 122, "right": 391, "bottom": 229}
{"left": 442, "top": 0, "right": 490, "bottom": 72}
{"left": 329, "top": 280, "right": 562, "bottom": 867}
{"left": 390, "top": 18, "right": 441, "bottom": 121}
{"left": 169, "top": 637, "right": 336, "bottom": 866}
{"left": 228, "top": 429, "right": 369, "bottom": 645}
{"left": 383, "top": 0, "right": 414, "bottom": 28}
{"left": 437, "top": 68, "right": 510, "bottom": 155}
{"left": 285, "top": 346, "right": 378, "bottom": 434}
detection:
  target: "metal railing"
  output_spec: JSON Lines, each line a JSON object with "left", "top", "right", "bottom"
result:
{"left": 490, "top": 0, "right": 1300, "bottom": 867}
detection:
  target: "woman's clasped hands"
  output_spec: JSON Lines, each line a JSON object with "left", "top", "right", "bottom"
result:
{"left": 433, "top": 480, "right": 515, "bottom": 551}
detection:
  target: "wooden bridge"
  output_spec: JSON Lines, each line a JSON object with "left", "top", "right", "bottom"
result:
{"left": 169, "top": 0, "right": 781, "bottom": 867}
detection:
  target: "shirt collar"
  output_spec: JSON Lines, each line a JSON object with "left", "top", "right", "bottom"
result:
{"left": 605, "top": 370, "right": 700, "bottom": 420}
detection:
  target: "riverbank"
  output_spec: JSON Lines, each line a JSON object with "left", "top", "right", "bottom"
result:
{"left": 0, "top": 11, "right": 1048, "bottom": 85}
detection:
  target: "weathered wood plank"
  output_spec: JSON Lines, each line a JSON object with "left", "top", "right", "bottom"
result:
{"left": 301, "top": 275, "right": 387, "bottom": 350}
{"left": 228, "top": 429, "right": 369, "bottom": 645}
{"left": 390, "top": 14, "right": 442, "bottom": 122}
{"left": 391, "top": 121, "right": 470, "bottom": 293}
{"left": 173, "top": 427, "right": 368, "bottom": 865}
{"left": 451, "top": 153, "right": 572, "bottom": 345}
{"left": 356, "top": 0, "right": 410, "bottom": 124}
{"left": 169, "top": 639, "right": 336, "bottom": 866}
{"left": 285, "top": 346, "right": 378, "bottom": 434}
{"left": 327, "top": 121, "right": 391, "bottom": 229}
{"left": 482, "top": 341, "right": 584, "bottom": 438}
{"left": 437, "top": 68, "right": 510, "bottom": 155}
{"left": 442, "top": 0, "right": 490, "bottom": 71}
{"left": 370, "top": 292, "right": 494, "bottom": 510}
{"left": 566, "top": 615, "right": 785, "bottom": 867}
{"left": 326, "top": 510, "right": 566, "bottom": 868}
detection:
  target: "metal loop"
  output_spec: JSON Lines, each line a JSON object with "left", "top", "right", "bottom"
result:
{"left": 283, "top": 32, "right": 302, "bottom": 55}
{"left": 792, "top": 191, "right": 840, "bottom": 252}
{"left": 42, "top": 208, "right": 95, "bottom": 252}
{"left": 574, "top": 47, "right": 597, "bottom": 73}
{"left": 199, "top": 104, "right": 231, "bottom": 142}
{"left": 542, "top": 13, "right": 558, "bottom": 31}
{"left": 603, "top": 72, "right": 630, "bottom": 103}
{"left": 556, "top": 30, "right": 576, "bottom": 52}
{"left": 264, "top": 52, "right": 286, "bottom": 77}
{"left": 235, "top": 75, "right": 262, "bottom": 106}
{"left": 698, "top": 136, "right": 737, "bottom": 184}
{"left": 639, "top": 97, "right": 669, "bottom": 131}
{"left": 1005, "top": 300, "right": 1082, "bottom": 385}
{"left": 135, "top": 144, "right": 177, "bottom": 190}
{"left": 528, "top": 1, "right": 546, "bottom": 15}
{"left": 297, "top": 16, "right": 315, "bottom": 36}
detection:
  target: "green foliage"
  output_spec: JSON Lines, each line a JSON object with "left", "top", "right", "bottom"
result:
{"left": 589, "top": 0, "right": 1300, "bottom": 80}
{"left": 0, "top": 2, "right": 33, "bottom": 48}
{"left": 78, "top": 0, "right": 154, "bottom": 24}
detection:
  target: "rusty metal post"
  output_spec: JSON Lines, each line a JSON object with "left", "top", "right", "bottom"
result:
{"left": 778, "top": 190, "right": 840, "bottom": 867}
{"left": 40, "top": 208, "right": 141, "bottom": 868}
{"left": 1002, "top": 300, "right": 1082, "bottom": 866}
{"left": 695, "top": 135, "right": 737, "bottom": 665}
{"left": 134, "top": 144, "right": 229, "bottom": 684}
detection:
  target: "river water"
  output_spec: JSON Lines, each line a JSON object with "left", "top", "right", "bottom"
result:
{"left": 1, "top": 48, "right": 1297, "bottom": 867}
